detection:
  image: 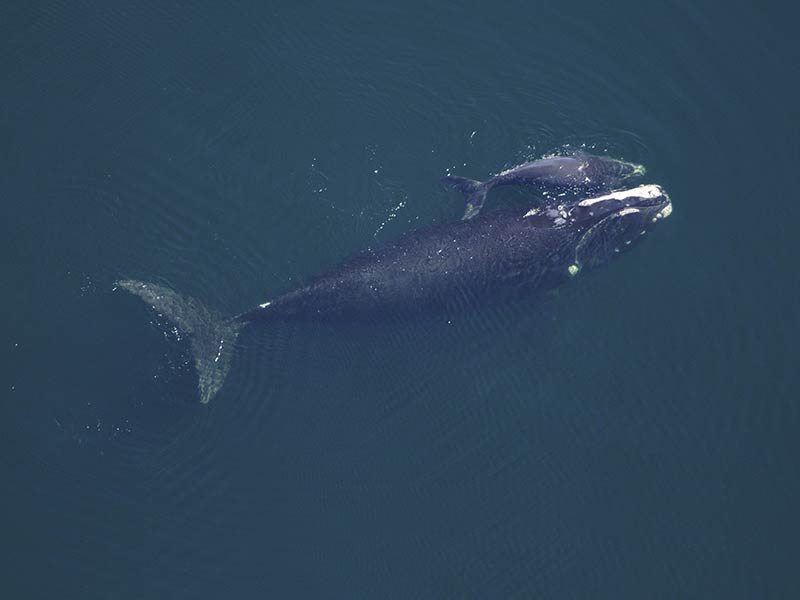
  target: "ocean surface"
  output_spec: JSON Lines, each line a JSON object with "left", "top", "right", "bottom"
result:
{"left": 2, "top": 1, "right": 798, "bottom": 598}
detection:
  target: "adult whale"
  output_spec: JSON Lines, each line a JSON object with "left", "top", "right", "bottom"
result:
{"left": 119, "top": 182, "right": 672, "bottom": 403}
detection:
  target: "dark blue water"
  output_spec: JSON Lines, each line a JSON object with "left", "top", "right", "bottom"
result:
{"left": 3, "top": 2, "right": 798, "bottom": 598}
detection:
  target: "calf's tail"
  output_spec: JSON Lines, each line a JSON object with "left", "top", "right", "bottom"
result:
{"left": 440, "top": 175, "right": 491, "bottom": 220}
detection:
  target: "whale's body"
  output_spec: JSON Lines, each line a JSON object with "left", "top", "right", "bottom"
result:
{"left": 240, "top": 209, "right": 577, "bottom": 324}
{"left": 119, "top": 155, "right": 672, "bottom": 403}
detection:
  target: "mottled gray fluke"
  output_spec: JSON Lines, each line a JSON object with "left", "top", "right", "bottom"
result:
{"left": 116, "top": 280, "right": 242, "bottom": 403}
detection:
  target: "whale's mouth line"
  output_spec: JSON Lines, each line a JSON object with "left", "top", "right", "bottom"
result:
{"left": 615, "top": 195, "right": 671, "bottom": 214}
{"left": 606, "top": 195, "right": 672, "bottom": 223}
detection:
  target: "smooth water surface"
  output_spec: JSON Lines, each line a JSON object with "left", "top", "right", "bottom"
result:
{"left": 2, "top": 1, "right": 798, "bottom": 598}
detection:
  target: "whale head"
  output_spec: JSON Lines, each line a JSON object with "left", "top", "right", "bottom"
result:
{"left": 524, "top": 184, "right": 672, "bottom": 274}
{"left": 570, "top": 184, "right": 672, "bottom": 271}
{"left": 582, "top": 155, "right": 647, "bottom": 189}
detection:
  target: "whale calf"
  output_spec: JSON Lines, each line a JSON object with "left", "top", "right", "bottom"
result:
{"left": 442, "top": 153, "right": 646, "bottom": 219}
{"left": 120, "top": 176, "right": 672, "bottom": 404}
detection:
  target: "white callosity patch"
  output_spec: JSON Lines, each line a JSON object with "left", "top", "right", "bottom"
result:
{"left": 617, "top": 207, "right": 641, "bottom": 216}
{"left": 652, "top": 202, "right": 673, "bottom": 222}
{"left": 523, "top": 207, "right": 541, "bottom": 218}
{"left": 578, "top": 184, "right": 665, "bottom": 207}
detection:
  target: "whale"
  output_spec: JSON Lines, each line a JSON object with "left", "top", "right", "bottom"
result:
{"left": 442, "top": 153, "right": 646, "bottom": 219}
{"left": 119, "top": 179, "right": 672, "bottom": 404}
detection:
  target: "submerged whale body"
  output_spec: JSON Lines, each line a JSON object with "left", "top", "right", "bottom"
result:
{"left": 119, "top": 155, "right": 672, "bottom": 403}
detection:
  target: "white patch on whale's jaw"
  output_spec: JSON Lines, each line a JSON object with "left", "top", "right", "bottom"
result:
{"left": 617, "top": 207, "right": 641, "bottom": 217}
{"left": 578, "top": 184, "right": 665, "bottom": 207}
{"left": 651, "top": 202, "right": 673, "bottom": 222}
{"left": 523, "top": 207, "right": 541, "bottom": 218}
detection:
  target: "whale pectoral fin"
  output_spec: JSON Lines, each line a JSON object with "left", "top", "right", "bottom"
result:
{"left": 440, "top": 175, "right": 490, "bottom": 219}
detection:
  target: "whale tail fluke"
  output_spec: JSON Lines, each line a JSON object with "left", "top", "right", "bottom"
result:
{"left": 441, "top": 175, "right": 491, "bottom": 220}
{"left": 117, "top": 279, "right": 243, "bottom": 404}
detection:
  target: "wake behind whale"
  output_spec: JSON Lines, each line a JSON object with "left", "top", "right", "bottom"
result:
{"left": 119, "top": 153, "right": 672, "bottom": 403}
